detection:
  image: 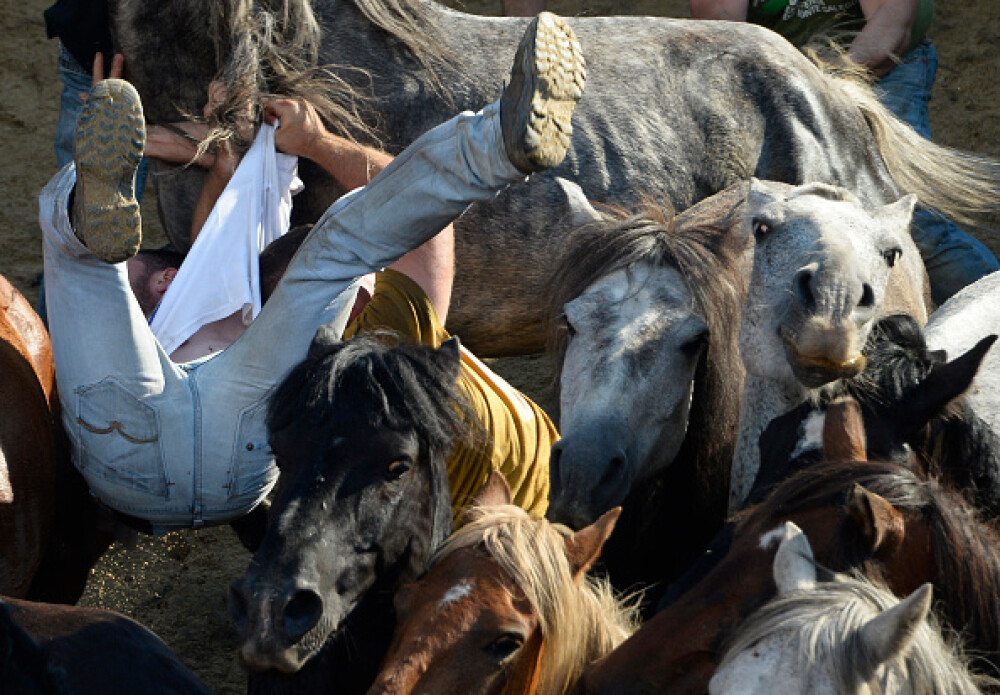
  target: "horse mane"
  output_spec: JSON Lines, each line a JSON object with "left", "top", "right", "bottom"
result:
{"left": 740, "top": 460, "right": 1000, "bottom": 674}
{"left": 433, "top": 504, "right": 639, "bottom": 695}
{"left": 718, "top": 572, "right": 987, "bottom": 694}
{"left": 343, "top": 0, "right": 454, "bottom": 75}
{"left": 267, "top": 332, "right": 472, "bottom": 457}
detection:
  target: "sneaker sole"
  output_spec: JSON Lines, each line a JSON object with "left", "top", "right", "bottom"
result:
{"left": 507, "top": 13, "right": 586, "bottom": 172}
{"left": 74, "top": 79, "right": 145, "bottom": 264}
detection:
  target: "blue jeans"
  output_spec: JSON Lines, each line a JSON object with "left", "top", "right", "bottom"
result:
{"left": 876, "top": 40, "right": 999, "bottom": 305}
{"left": 39, "top": 101, "right": 524, "bottom": 530}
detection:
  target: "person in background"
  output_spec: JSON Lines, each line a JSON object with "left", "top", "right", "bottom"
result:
{"left": 689, "top": 0, "right": 1000, "bottom": 305}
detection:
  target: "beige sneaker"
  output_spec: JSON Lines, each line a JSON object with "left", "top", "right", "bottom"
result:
{"left": 501, "top": 12, "right": 586, "bottom": 174}
{"left": 73, "top": 79, "right": 145, "bottom": 264}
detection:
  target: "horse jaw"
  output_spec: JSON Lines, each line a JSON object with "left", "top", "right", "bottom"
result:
{"left": 551, "top": 264, "right": 703, "bottom": 527}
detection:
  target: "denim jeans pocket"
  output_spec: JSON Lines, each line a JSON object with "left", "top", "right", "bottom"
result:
{"left": 75, "top": 378, "right": 169, "bottom": 497}
{"left": 228, "top": 396, "right": 275, "bottom": 500}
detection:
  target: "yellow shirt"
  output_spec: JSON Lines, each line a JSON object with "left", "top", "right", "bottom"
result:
{"left": 344, "top": 270, "right": 555, "bottom": 521}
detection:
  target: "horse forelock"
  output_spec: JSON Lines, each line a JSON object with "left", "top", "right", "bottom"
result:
{"left": 267, "top": 333, "right": 471, "bottom": 455}
{"left": 718, "top": 573, "right": 985, "bottom": 694}
{"left": 434, "top": 505, "right": 638, "bottom": 695}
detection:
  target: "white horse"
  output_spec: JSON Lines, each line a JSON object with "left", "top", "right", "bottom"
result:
{"left": 925, "top": 270, "right": 1000, "bottom": 435}
{"left": 709, "top": 521, "right": 986, "bottom": 695}
{"left": 731, "top": 180, "right": 930, "bottom": 509}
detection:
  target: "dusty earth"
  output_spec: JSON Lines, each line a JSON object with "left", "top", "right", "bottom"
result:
{"left": 1, "top": 1, "right": 997, "bottom": 692}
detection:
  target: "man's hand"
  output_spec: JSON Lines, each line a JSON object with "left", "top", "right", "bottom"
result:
{"left": 79, "top": 52, "right": 124, "bottom": 102}
{"left": 263, "top": 98, "right": 330, "bottom": 160}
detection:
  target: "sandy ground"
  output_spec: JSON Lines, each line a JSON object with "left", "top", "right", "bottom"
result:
{"left": 1, "top": 1, "right": 997, "bottom": 692}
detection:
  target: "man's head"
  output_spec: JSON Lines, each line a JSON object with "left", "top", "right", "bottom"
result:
{"left": 126, "top": 248, "right": 184, "bottom": 317}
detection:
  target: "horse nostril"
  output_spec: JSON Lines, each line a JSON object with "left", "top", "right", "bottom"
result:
{"left": 793, "top": 268, "right": 815, "bottom": 310}
{"left": 229, "top": 583, "right": 249, "bottom": 636}
{"left": 284, "top": 589, "right": 324, "bottom": 643}
{"left": 858, "top": 283, "right": 875, "bottom": 309}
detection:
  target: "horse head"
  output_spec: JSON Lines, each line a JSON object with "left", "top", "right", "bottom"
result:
{"left": 229, "top": 332, "right": 460, "bottom": 675}
{"left": 740, "top": 179, "right": 918, "bottom": 390}
{"left": 547, "top": 191, "right": 747, "bottom": 530}
{"left": 709, "top": 528, "right": 976, "bottom": 695}
{"left": 370, "top": 472, "right": 634, "bottom": 695}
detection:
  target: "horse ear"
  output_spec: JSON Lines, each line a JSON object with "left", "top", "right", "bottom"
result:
{"left": 858, "top": 583, "right": 932, "bottom": 666}
{"left": 873, "top": 194, "right": 918, "bottom": 234}
{"left": 565, "top": 507, "right": 621, "bottom": 579}
{"left": 555, "top": 177, "right": 604, "bottom": 225}
{"left": 470, "top": 470, "right": 513, "bottom": 510}
{"left": 896, "top": 334, "right": 997, "bottom": 440}
{"left": 437, "top": 337, "right": 463, "bottom": 380}
{"left": 822, "top": 397, "right": 867, "bottom": 462}
{"left": 772, "top": 521, "right": 816, "bottom": 595}
{"left": 845, "top": 483, "right": 906, "bottom": 559}
{"left": 308, "top": 323, "right": 341, "bottom": 357}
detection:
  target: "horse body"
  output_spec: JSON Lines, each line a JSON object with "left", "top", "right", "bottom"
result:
{"left": 2, "top": 596, "right": 213, "bottom": 695}
{"left": 925, "top": 270, "right": 1000, "bottom": 435}
{"left": 110, "top": 0, "right": 999, "bottom": 357}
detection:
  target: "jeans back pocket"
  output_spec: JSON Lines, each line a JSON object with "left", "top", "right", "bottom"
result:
{"left": 228, "top": 397, "right": 276, "bottom": 501}
{"left": 75, "top": 378, "right": 168, "bottom": 497}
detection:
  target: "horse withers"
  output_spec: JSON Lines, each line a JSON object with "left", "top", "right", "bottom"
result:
{"left": 229, "top": 332, "right": 461, "bottom": 693}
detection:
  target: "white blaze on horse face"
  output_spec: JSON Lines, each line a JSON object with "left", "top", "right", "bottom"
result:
{"left": 439, "top": 579, "right": 474, "bottom": 609}
{"left": 789, "top": 410, "right": 826, "bottom": 461}
{"left": 739, "top": 181, "right": 910, "bottom": 389}
{"left": 558, "top": 263, "right": 703, "bottom": 503}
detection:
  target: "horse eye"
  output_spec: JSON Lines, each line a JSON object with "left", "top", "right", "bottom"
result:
{"left": 882, "top": 248, "right": 902, "bottom": 268}
{"left": 752, "top": 219, "right": 771, "bottom": 240}
{"left": 386, "top": 459, "right": 411, "bottom": 480}
{"left": 557, "top": 312, "right": 576, "bottom": 338}
{"left": 485, "top": 633, "right": 524, "bottom": 661}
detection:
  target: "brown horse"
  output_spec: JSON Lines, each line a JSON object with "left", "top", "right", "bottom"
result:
{"left": 0, "top": 275, "right": 60, "bottom": 598}
{"left": 577, "top": 459, "right": 1000, "bottom": 692}
{"left": 0, "top": 274, "right": 111, "bottom": 604}
{"left": 2, "top": 596, "right": 214, "bottom": 694}
{"left": 369, "top": 472, "right": 637, "bottom": 695}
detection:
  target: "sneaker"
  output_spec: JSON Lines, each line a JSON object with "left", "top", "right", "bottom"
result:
{"left": 501, "top": 12, "right": 586, "bottom": 174}
{"left": 73, "top": 79, "right": 145, "bottom": 264}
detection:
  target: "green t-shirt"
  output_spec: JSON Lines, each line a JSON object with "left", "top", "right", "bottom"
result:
{"left": 747, "top": 0, "right": 933, "bottom": 52}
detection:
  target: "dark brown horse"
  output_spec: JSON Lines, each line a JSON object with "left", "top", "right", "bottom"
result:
{"left": 2, "top": 596, "right": 214, "bottom": 694}
{"left": 577, "top": 457, "right": 1000, "bottom": 693}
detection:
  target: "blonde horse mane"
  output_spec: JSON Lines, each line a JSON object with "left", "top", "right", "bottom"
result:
{"left": 433, "top": 504, "right": 639, "bottom": 695}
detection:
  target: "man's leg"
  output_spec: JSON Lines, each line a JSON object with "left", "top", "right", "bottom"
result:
{"left": 41, "top": 82, "right": 190, "bottom": 522}
{"left": 877, "top": 39, "right": 999, "bottom": 304}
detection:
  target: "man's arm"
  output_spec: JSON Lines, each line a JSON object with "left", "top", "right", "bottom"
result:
{"left": 851, "top": 0, "right": 920, "bottom": 77}
{"left": 263, "top": 98, "right": 393, "bottom": 189}
{"left": 689, "top": 0, "right": 749, "bottom": 21}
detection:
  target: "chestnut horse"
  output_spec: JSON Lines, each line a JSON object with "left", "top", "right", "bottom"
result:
{"left": 0, "top": 274, "right": 59, "bottom": 598}
{"left": 576, "top": 457, "right": 1000, "bottom": 693}
{"left": 369, "top": 472, "right": 637, "bottom": 695}
{"left": 0, "top": 274, "right": 111, "bottom": 604}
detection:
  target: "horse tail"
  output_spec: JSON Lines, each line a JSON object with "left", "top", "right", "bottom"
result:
{"left": 814, "top": 52, "right": 1000, "bottom": 230}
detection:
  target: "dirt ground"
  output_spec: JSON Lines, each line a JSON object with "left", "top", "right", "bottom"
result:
{"left": 1, "top": 1, "right": 997, "bottom": 692}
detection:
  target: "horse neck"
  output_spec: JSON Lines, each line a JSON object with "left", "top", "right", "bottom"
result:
{"left": 920, "top": 403, "right": 1000, "bottom": 518}
{"left": 731, "top": 374, "right": 811, "bottom": 511}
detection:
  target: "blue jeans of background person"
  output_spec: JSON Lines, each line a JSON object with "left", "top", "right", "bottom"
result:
{"left": 876, "top": 39, "right": 999, "bottom": 306}
{"left": 39, "top": 100, "right": 524, "bottom": 530}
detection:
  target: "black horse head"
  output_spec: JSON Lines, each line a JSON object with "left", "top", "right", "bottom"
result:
{"left": 230, "top": 330, "right": 464, "bottom": 682}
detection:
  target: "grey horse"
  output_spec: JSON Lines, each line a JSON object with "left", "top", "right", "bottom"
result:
{"left": 111, "top": 0, "right": 999, "bottom": 356}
